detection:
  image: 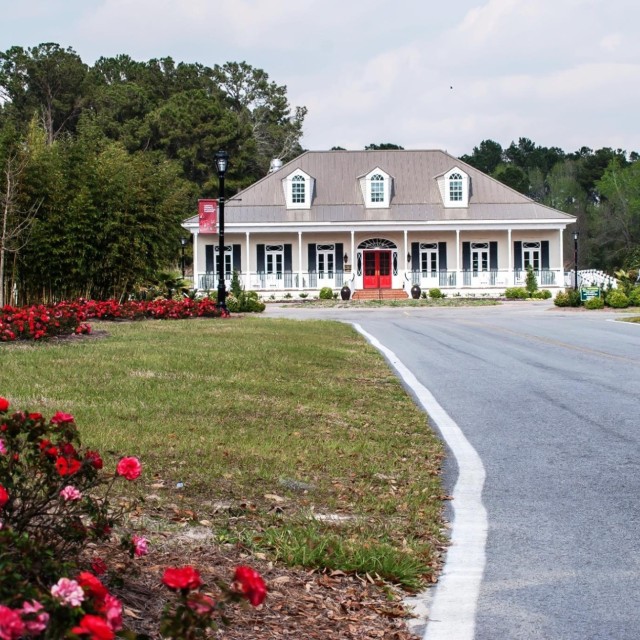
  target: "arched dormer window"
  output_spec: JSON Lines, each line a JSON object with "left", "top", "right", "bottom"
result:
{"left": 370, "top": 174, "right": 385, "bottom": 203}
{"left": 359, "top": 167, "right": 392, "bottom": 208}
{"left": 449, "top": 173, "right": 463, "bottom": 202}
{"left": 283, "top": 169, "right": 313, "bottom": 209}
{"left": 441, "top": 167, "right": 469, "bottom": 207}
{"left": 291, "top": 175, "right": 305, "bottom": 204}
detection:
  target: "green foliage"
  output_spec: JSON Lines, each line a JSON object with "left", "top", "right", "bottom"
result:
{"left": 319, "top": 286, "right": 334, "bottom": 300}
{"left": 554, "top": 289, "right": 582, "bottom": 307}
{"left": 584, "top": 296, "right": 605, "bottom": 309}
{"left": 225, "top": 290, "right": 266, "bottom": 313}
{"left": 532, "top": 289, "right": 552, "bottom": 299}
{"left": 230, "top": 269, "right": 243, "bottom": 298}
{"left": 628, "top": 286, "right": 640, "bottom": 306}
{"left": 605, "top": 289, "right": 629, "bottom": 308}
{"left": 525, "top": 264, "right": 538, "bottom": 295}
{"left": 504, "top": 287, "right": 528, "bottom": 300}
{"left": 428, "top": 288, "right": 445, "bottom": 299}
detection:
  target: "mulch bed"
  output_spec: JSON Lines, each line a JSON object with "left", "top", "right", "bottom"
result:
{"left": 116, "top": 535, "right": 421, "bottom": 639}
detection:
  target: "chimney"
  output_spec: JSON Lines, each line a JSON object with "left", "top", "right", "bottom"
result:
{"left": 268, "top": 158, "right": 283, "bottom": 173}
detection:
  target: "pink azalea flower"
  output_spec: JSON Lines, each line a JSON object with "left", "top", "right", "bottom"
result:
{"left": 116, "top": 457, "right": 141, "bottom": 481}
{"left": 51, "top": 578, "right": 85, "bottom": 607}
{"left": 20, "top": 600, "right": 49, "bottom": 635}
{"left": 132, "top": 535, "right": 148, "bottom": 557}
{"left": 50, "top": 411, "right": 74, "bottom": 424}
{"left": 99, "top": 594, "right": 123, "bottom": 632}
{"left": 0, "top": 440, "right": 6, "bottom": 455}
{"left": 0, "top": 605, "right": 25, "bottom": 640}
{"left": 60, "top": 485, "right": 82, "bottom": 501}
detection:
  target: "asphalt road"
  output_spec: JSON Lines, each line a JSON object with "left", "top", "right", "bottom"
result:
{"left": 264, "top": 302, "right": 640, "bottom": 639}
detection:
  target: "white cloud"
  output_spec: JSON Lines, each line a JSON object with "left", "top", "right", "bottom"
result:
{"left": 2, "top": 0, "right": 640, "bottom": 156}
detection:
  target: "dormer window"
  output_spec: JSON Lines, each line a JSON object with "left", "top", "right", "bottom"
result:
{"left": 359, "top": 167, "right": 392, "bottom": 208}
{"left": 442, "top": 167, "right": 469, "bottom": 207}
{"left": 449, "top": 173, "right": 463, "bottom": 201}
{"left": 292, "top": 175, "right": 306, "bottom": 204}
{"left": 283, "top": 169, "right": 313, "bottom": 209}
{"left": 370, "top": 174, "right": 385, "bottom": 203}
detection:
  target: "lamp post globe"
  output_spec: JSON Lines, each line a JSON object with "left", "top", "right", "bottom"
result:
{"left": 215, "top": 151, "right": 229, "bottom": 316}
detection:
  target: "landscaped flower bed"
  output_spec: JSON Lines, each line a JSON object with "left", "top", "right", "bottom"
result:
{"left": 0, "top": 397, "right": 266, "bottom": 638}
{"left": 0, "top": 298, "right": 224, "bottom": 342}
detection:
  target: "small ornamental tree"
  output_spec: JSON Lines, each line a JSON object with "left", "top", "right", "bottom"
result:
{"left": 525, "top": 264, "right": 538, "bottom": 297}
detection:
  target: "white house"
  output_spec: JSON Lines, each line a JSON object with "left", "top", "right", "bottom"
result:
{"left": 181, "top": 149, "right": 576, "bottom": 297}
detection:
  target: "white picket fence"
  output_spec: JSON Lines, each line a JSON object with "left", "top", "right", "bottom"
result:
{"left": 565, "top": 269, "right": 618, "bottom": 290}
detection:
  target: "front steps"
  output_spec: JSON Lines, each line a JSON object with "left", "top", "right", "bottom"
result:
{"left": 351, "top": 288, "right": 410, "bottom": 301}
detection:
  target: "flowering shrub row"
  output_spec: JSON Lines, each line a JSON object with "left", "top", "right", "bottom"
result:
{"left": 0, "top": 397, "right": 266, "bottom": 638}
{"left": 0, "top": 302, "right": 92, "bottom": 342}
{"left": 0, "top": 298, "right": 224, "bottom": 342}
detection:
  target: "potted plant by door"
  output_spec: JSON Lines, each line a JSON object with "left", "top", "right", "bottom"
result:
{"left": 340, "top": 285, "right": 351, "bottom": 300}
{"left": 410, "top": 284, "right": 421, "bottom": 299}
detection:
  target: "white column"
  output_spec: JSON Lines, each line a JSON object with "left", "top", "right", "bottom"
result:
{"left": 559, "top": 228, "right": 564, "bottom": 288}
{"left": 192, "top": 230, "right": 199, "bottom": 289}
{"left": 507, "top": 228, "right": 512, "bottom": 286}
{"left": 245, "top": 231, "right": 251, "bottom": 290}
{"left": 404, "top": 229, "right": 408, "bottom": 271}
{"left": 456, "top": 229, "right": 461, "bottom": 288}
{"left": 350, "top": 231, "right": 355, "bottom": 287}
{"left": 298, "top": 231, "right": 303, "bottom": 290}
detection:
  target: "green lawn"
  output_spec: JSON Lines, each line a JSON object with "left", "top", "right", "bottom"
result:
{"left": 0, "top": 317, "right": 445, "bottom": 589}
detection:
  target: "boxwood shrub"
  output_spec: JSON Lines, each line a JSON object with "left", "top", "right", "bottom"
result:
{"left": 606, "top": 290, "right": 629, "bottom": 308}
{"left": 584, "top": 297, "right": 604, "bottom": 310}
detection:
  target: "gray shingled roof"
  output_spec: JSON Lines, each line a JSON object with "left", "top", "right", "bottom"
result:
{"left": 184, "top": 150, "right": 575, "bottom": 225}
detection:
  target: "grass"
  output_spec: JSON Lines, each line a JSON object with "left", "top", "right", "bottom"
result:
{"left": 0, "top": 317, "right": 445, "bottom": 589}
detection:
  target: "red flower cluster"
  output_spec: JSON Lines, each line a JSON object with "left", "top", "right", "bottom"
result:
{"left": 0, "top": 302, "right": 91, "bottom": 342}
{"left": 1, "top": 298, "right": 224, "bottom": 342}
{"left": 233, "top": 566, "right": 268, "bottom": 606}
{"left": 115, "top": 457, "right": 142, "bottom": 481}
{"left": 162, "top": 566, "right": 203, "bottom": 591}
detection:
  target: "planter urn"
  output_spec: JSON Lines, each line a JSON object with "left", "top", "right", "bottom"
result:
{"left": 410, "top": 284, "right": 421, "bottom": 299}
{"left": 340, "top": 285, "right": 351, "bottom": 300}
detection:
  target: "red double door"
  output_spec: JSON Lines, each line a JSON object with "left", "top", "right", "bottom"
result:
{"left": 363, "top": 250, "right": 392, "bottom": 289}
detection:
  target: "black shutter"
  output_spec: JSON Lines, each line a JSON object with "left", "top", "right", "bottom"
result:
{"left": 490, "top": 241, "right": 498, "bottom": 270}
{"left": 438, "top": 242, "right": 447, "bottom": 271}
{"left": 257, "top": 244, "right": 265, "bottom": 273}
{"left": 541, "top": 241, "right": 550, "bottom": 269}
{"left": 411, "top": 242, "right": 420, "bottom": 269}
{"left": 462, "top": 242, "right": 471, "bottom": 270}
{"left": 205, "top": 245, "right": 214, "bottom": 273}
{"left": 284, "top": 244, "right": 292, "bottom": 272}
{"left": 514, "top": 241, "right": 522, "bottom": 270}
{"left": 308, "top": 244, "right": 316, "bottom": 272}
{"left": 335, "top": 243, "right": 344, "bottom": 272}
{"left": 233, "top": 244, "right": 241, "bottom": 272}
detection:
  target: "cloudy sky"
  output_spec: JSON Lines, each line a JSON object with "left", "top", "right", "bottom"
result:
{"left": 1, "top": 0, "right": 638, "bottom": 157}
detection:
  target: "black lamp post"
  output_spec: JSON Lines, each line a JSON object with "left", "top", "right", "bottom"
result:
{"left": 180, "top": 236, "right": 188, "bottom": 278}
{"left": 573, "top": 230, "right": 579, "bottom": 291}
{"left": 215, "top": 150, "right": 229, "bottom": 316}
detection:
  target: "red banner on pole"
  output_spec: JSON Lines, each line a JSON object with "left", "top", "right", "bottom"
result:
{"left": 198, "top": 199, "right": 218, "bottom": 233}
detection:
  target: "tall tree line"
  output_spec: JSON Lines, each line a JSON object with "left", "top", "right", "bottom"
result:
{"left": 461, "top": 138, "right": 640, "bottom": 272}
{"left": 0, "top": 43, "right": 306, "bottom": 304}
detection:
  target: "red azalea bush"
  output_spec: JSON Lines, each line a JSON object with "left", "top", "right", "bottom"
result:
{"left": 0, "top": 298, "right": 225, "bottom": 343}
{"left": 0, "top": 397, "right": 266, "bottom": 638}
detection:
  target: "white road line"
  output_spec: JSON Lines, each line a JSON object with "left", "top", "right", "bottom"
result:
{"left": 352, "top": 323, "right": 488, "bottom": 640}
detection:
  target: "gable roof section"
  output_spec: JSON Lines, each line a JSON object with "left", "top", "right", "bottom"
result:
{"left": 184, "top": 150, "right": 576, "bottom": 225}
